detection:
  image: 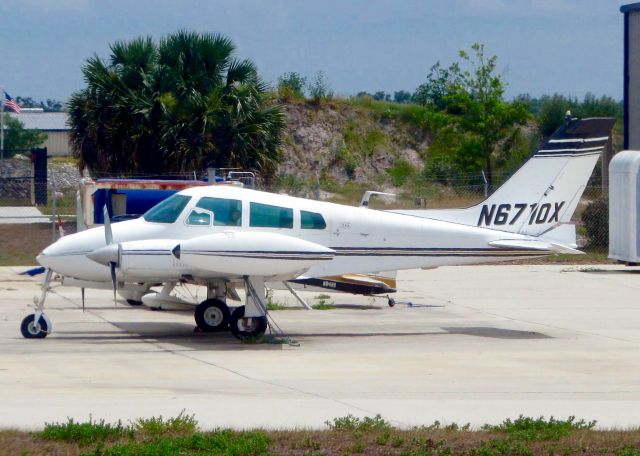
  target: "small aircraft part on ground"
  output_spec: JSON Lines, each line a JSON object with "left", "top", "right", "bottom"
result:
{"left": 23, "top": 117, "right": 614, "bottom": 342}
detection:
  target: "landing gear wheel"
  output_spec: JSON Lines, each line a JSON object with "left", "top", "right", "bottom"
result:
{"left": 126, "top": 299, "right": 143, "bottom": 306}
{"left": 230, "top": 306, "right": 268, "bottom": 341}
{"left": 20, "top": 314, "right": 49, "bottom": 339}
{"left": 388, "top": 297, "right": 396, "bottom": 307}
{"left": 195, "top": 299, "right": 230, "bottom": 332}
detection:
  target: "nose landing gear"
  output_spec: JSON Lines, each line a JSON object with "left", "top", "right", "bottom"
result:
{"left": 20, "top": 313, "right": 50, "bottom": 339}
{"left": 21, "top": 269, "right": 53, "bottom": 339}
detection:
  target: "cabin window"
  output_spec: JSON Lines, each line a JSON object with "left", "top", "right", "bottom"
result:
{"left": 250, "top": 202, "right": 293, "bottom": 228}
{"left": 143, "top": 194, "right": 191, "bottom": 223}
{"left": 195, "top": 197, "right": 242, "bottom": 226}
{"left": 186, "top": 208, "right": 212, "bottom": 226}
{"left": 301, "top": 210, "right": 326, "bottom": 229}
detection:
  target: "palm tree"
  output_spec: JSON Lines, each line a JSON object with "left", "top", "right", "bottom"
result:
{"left": 68, "top": 31, "right": 285, "bottom": 176}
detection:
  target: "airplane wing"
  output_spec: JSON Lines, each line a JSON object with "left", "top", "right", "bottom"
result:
{"left": 290, "top": 271, "right": 396, "bottom": 295}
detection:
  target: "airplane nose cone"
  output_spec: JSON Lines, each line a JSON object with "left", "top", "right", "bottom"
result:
{"left": 87, "top": 244, "right": 120, "bottom": 266}
{"left": 36, "top": 252, "right": 50, "bottom": 268}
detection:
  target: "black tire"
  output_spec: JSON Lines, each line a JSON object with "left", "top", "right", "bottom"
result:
{"left": 230, "top": 306, "right": 267, "bottom": 341}
{"left": 126, "top": 299, "right": 143, "bottom": 306}
{"left": 388, "top": 297, "right": 396, "bottom": 307}
{"left": 20, "top": 314, "right": 48, "bottom": 339}
{"left": 195, "top": 299, "right": 230, "bottom": 332}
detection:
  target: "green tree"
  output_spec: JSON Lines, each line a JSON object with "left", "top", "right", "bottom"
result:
{"left": 413, "top": 62, "right": 462, "bottom": 110}
{"left": 1, "top": 115, "right": 47, "bottom": 157}
{"left": 67, "top": 31, "right": 285, "bottom": 176}
{"left": 15, "top": 97, "right": 64, "bottom": 112}
{"left": 373, "top": 91, "right": 390, "bottom": 101}
{"left": 393, "top": 90, "right": 412, "bottom": 104}
{"left": 536, "top": 94, "right": 579, "bottom": 136}
{"left": 525, "top": 93, "right": 621, "bottom": 137}
{"left": 416, "top": 43, "right": 529, "bottom": 185}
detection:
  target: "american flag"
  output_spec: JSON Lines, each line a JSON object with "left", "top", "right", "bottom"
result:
{"left": 4, "top": 92, "right": 21, "bottom": 113}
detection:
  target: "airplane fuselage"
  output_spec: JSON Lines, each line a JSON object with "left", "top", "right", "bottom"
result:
{"left": 37, "top": 185, "right": 548, "bottom": 284}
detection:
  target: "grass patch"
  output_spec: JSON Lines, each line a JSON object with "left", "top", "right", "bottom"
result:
{"left": 265, "top": 289, "right": 288, "bottom": 311}
{"left": 312, "top": 293, "right": 335, "bottom": 309}
{"left": 312, "top": 302, "right": 335, "bottom": 310}
{"left": 84, "top": 430, "right": 271, "bottom": 456}
{"left": 0, "top": 222, "right": 76, "bottom": 266}
{"left": 266, "top": 302, "right": 288, "bottom": 311}
{"left": 6, "top": 413, "right": 640, "bottom": 455}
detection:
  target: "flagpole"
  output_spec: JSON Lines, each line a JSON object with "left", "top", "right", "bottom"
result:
{"left": 1, "top": 86, "right": 4, "bottom": 160}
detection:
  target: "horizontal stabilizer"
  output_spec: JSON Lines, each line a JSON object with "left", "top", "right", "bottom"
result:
{"left": 489, "top": 239, "right": 583, "bottom": 255}
{"left": 538, "top": 224, "right": 578, "bottom": 248}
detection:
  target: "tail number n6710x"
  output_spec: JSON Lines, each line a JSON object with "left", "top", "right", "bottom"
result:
{"left": 477, "top": 202, "right": 565, "bottom": 227}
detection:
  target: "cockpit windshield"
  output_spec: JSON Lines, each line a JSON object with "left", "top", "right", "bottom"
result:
{"left": 143, "top": 194, "right": 191, "bottom": 223}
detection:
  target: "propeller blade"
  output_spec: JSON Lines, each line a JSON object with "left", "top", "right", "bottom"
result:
{"left": 109, "top": 261, "right": 117, "bottom": 307}
{"left": 81, "top": 287, "right": 85, "bottom": 312}
{"left": 103, "top": 205, "right": 113, "bottom": 245}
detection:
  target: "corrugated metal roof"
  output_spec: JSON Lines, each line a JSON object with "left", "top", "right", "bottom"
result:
{"left": 8, "top": 112, "right": 69, "bottom": 131}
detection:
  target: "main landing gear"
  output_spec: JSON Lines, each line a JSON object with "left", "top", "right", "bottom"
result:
{"left": 195, "top": 299, "right": 230, "bottom": 332}
{"left": 193, "top": 278, "right": 269, "bottom": 341}
{"left": 229, "top": 306, "right": 267, "bottom": 341}
{"left": 21, "top": 269, "right": 53, "bottom": 339}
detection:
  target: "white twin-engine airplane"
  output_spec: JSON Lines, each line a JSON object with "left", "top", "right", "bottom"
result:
{"left": 24, "top": 117, "right": 614, "bottom": 341}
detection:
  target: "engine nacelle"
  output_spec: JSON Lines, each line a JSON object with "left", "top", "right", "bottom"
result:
{"left": 174, "top": 231, "right": 335, "bottom": 277}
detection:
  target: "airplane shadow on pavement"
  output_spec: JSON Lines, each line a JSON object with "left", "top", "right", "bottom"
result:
{"left": 48, "top": 323, "right": 551, "bottom": 349}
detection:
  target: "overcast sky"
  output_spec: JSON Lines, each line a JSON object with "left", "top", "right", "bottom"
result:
{"left": 0, "top": 0, "right": 632, "bottom": 102}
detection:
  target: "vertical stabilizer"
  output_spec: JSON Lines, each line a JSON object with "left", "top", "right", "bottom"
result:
{"left": 393, "top": 117, "right": 615, "bottom": 238}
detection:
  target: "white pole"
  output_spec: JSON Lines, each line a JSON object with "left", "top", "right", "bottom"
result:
{"left": 1, "top": 86, "right": 5, "bottom": 160}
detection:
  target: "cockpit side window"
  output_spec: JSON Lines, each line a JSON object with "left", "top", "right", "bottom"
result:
{"left": 186, "top": 208, "right": 212, "bottom": 226}
{"left": 143, "top": 194, "right": 191, "bottom": 223}
{"left": 250, "top": 202, "right": 293, "bottom": 228}
{"left": 301, "top": 210, "right": 326, "bottom": 229}
{"left": 195, "top": 197, "right": 242, "bottom": 226}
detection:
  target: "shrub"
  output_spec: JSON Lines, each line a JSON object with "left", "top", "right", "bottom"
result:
{"left": 485, "top": 415, "right": 596, "bottom": 441}
{"left": 582, "top": 197, "right": 608, "bottom": 247}
{"left": 325, "top": 414, "right": 392, "bottom": 432}
{"left": 39, "top": 417, "right": 132, "bottom": 445}
{"left": 277, "top": 72, "right": 306, "bottom": 102}
{"left": 134, "top": 410, "right": 197, "bottom": 437}
{"left": 388, "top": 159, "right": 417, "bottom": 187}
{"left": 308, "top": 71, "right": 333, "bottom": 105}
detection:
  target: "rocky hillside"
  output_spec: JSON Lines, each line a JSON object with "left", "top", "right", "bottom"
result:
{"left": 276, "top": 100, "right": 432, "bottom": 189}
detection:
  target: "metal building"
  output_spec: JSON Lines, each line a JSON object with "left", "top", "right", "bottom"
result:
{"left": 622, "top": 3, "right": 640, "bottom": 149}
{"left": 8, "top": 111, "right": 71, "bottom": 156}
